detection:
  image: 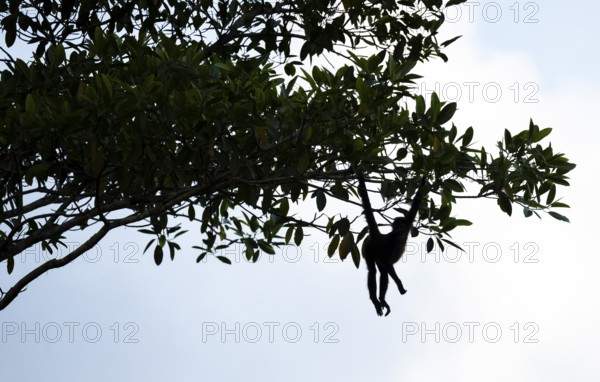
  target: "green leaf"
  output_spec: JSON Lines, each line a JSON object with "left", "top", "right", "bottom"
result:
{"left": 549, "top": 177, "right": 570, "bottom": 187}
{"left": 245, "top": 244, "right": 254, "bottom": 261}
{"left": 154, "top": 245, "right": 163, "bottom": 266}
{"left": 216, "top": 256, "right": 232, "bottom": 264}
{"left": 538, "top": 181, "right": 552, "bottom": 196}
{"left": 312, "top": 66, "right": 323, "bottom": 84}
{"left": 15, "top": 59, "right": 30, "bottom": 79}
{"left": 531, "top": 127, "right": 552, "bottom": 143}
{"left": 430, "top": 92, "right": 441, "bottom": 121}
{"left": 27, "top": 162, "right": 53, "bottom": 178}
{"left": 339, "top": 232, "right": 354, "bottom": 261}
{"left": 446, "top": 0, "right": 467, "bottom": 7}
{"left": 437, "top": 102, "right": 457, "bottom": 125}
{"left": 285, "top": 226, "right": 294, "bottom": 245}
{"left": 25, "top": 94, "right": 36, "bottom": 113}
{"left": 316, "top": 191, "right": 327, "bottom": 211}
{"left": 436, "top": 237, "right": 445, "bottom": 252}
{"left": 546, "top": 184, "right": 556, "bottom": 205}
{"left": 454, "top": 219, "right": 472, "bottom": 226}
{"left": 442, "top": 218, "right": 458, "bottom": 232}
{"left": 188, "top": 204, "right": 196, "bottom": 221}
{"left": 444, "top": 179, "right": 464, "bottom": 192}
{"left": 504, "top": 129, "right": 512, "bottom": 148}
{"left": 441, "top": 238, "right": 464, "bottom": 252}
{"left": 297, "top": 152, "right": 310, "bottom": 173}
{"left": 398, "top": 60, "right": 417, "bottom": 78}
{"left": 415, "top": 95, "right": 425, "bottom": 114}
{"left": 50, "top": 44, "right": 68, "bottom": 68}
{"left": 249, "top": 216, "right": 259, "bottom": 232}
{"left": 284, "top": 63, "right": 296, "bottom": 76}
{"left": 337, "top": 218, "right": 350, "bottom": 235}
{"left": 357, "top": 226, "right": 369, "bottom": 242}
{"left": 5, "top": 28, "right": 16, "bottom": 48}
{"left": 441, "top": 35, "right": 462, "bottom": 47}
{"left": 480, "top": 146, "right": 487, "bottom": 168}
{"left": 462, "top": 126, "right": 473, "bottom": 146}
{"left": 548, "top": 211, "right": 570, "bottom": 223}
{"left": 353, "top": 138, "right": 365, "bottom": 151}
{"left": 168, "top": 242, "right": 178, "bottom": 261}
{"left": 89, "top": 141, "right": 104, "bottom": 177}
{"left": 100, "top": 73, "right": 113, "bottom": 97}
{"left": 351, "top": 243, "right": 360, "bottom": 268}
{"left": 258, "top": 240, "right": 276, "bottom": 255}
{"left": 426, "top": 237, "right": 434, "bottom": 253}
{"left": 7, "top": 254, "right": 14, "bottom": 274}
{"left": 294, "top": 225, "right": 304, "bottom": 246}
{"left": 330, "top": 182, "right": 349, "bottom": 200}
{"left": 449, "top": 124, "right": 457, "bottom": 143}
{"left": 261, "top": 188, "right": 273, "bottom": 213}
{"left": 528, "top": 118, "right": 537, "bottom": 138}
{"left": 143, "top": 239, "right": 155, "bottom": 254}
{"left": 4, "top": 16, "right": 16, "bottom": 47}
{"left": 497, "top": 192, "right": 512, "bottom": 216}
{"left": 396, "top": 147, "right": 408, "bottom": 160}
{"left": 279, "top": 198, "right": 290, "bottom": 216}
{"left": 356, "top": 75, "right": 368, "bottom": 100}
{"left": 328, "top": 235, "right": 340, "bottom": 257}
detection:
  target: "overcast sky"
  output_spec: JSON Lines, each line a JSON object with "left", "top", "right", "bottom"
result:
{"left": 1, "top": 1, "right": 599, "bottom": 381}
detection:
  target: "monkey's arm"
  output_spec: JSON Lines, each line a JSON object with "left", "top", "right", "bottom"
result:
{"left": 405, "top": 178, "right": 427, "bottom": 223}
{"left": 357, "top": 174, "right": 381, "bottom": 237}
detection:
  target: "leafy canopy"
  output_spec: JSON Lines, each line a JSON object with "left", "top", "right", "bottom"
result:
{"left": 0, "top": 0, "right": 575, "bottom": 310}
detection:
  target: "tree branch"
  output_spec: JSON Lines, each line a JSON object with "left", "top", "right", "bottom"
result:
{"left": 0, "top": 224, "right": 112, "bottom": 310}
{"left": 0, "top": 179, "right": 222, "bottom": 310}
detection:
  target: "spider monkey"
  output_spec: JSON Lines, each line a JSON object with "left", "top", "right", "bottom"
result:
{"left": 357, "top": 174, "right": 426, "bottom": 317}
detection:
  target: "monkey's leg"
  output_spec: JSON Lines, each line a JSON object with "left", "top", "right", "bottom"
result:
{"left": 378, "top": 270, "right": 391, "bottom": 316}
{"left": 388, "top": 265, "right": 407, "bottom": 295}
{"left": 366, "top": 256, "right": 383, "bottom": 316}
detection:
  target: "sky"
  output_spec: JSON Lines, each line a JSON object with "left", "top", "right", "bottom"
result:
{"left": 1, "top": 1, "right": 599, "bottom": 381}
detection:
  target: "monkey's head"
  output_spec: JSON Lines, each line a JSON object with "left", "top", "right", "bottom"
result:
{"left": 391, "top": 217, "right": 410, "bottom": 232}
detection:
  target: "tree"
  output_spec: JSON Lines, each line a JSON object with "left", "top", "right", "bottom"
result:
{"left": 0, "top": 0, "right": 575, "bottom": 311}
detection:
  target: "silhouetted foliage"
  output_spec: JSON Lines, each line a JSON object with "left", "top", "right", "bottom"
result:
{"left": 0, "top": 0, "right": 574, "bottom": 310}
